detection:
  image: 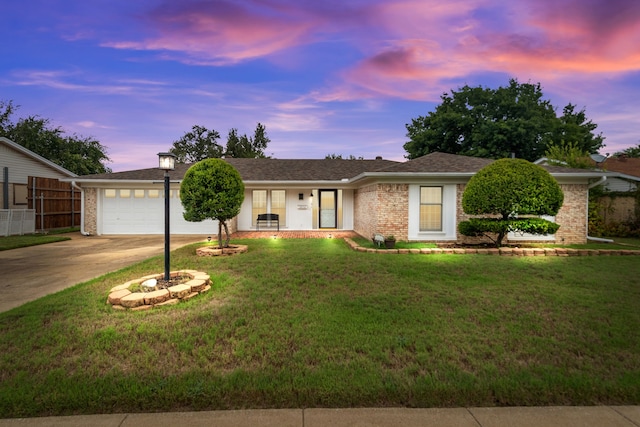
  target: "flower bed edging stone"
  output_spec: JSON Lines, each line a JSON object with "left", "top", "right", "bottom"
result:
{"left": 107, "top": 269, "right": 211, "bottom": 311}
{"left": 343, "top": 238, "right": 640, "bottom": 256}
{"left": 196, "top": 245, "right": 248, "bottom": 256}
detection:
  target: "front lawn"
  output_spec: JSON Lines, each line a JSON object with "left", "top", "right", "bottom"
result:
{"left": 0, "top": 228, "right": 78, "bottom": 251}
{"left": 0, "top": 238, "right": 638, "bottom": 417}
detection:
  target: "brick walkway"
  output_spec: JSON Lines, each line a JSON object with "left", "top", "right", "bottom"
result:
{"left": 231, "top": 230, "right": 360, "bottom": 239}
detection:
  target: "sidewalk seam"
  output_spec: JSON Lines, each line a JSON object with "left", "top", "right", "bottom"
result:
{"left": 466, "top": 407, "right": 484, "bottom": 427}
{"left": 117, "top": 413, "right": 129, "bottom": 427}
{"left": 610, "top": 406, "right": 640, "bottom": 427}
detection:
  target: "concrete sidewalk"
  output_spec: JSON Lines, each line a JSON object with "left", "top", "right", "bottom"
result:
{"left": 1, "top": 407, "right": 639, "bottom": 426}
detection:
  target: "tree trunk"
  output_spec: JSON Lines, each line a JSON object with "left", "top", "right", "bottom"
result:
{"left": 217, "top": 221, "right": 223, "bottom": 248}
{"left": 222, "top": 221, "right": 230, "bottom": 248}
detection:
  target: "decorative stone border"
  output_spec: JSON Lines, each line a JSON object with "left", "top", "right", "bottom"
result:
{"left": 107, "top": 269, "right": 211, "bottom": 311}
{"left": 344, "top": 238, "right": 640, "bottom": 256}
{"left": 196, "top": 244, "right": 248, "bottom": 257}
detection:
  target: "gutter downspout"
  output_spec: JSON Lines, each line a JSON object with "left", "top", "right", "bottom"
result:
{"left": 71, "top": 181, "right": 90, "bottom": 236}
{"left": 586, "top": 176, "right": 613, "bottom": 243}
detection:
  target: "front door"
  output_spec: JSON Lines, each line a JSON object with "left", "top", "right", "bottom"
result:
{"left": 319, "top": 189, "right": 337, "bottom": 228}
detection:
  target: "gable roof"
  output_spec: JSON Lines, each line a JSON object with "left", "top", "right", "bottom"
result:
{"left": 382, "top": 152, "right": 494, "bottom": 173}
{"left": 69, "top": 152, "right": 603, "bottom": 184}
{"left": 69, "top": 158, "right": 401, "bottom": 182}
{"left": 0, "top": 137, "right": 77, "bottom": 177}
{"left": 226, "top": 158, "right": 400, "bottom": 181}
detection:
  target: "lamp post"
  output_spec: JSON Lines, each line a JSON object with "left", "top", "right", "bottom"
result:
{"left": 158, "top": 152, "right": 176, "bottom": 282}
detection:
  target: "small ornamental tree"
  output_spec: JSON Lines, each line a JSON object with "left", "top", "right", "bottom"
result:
{"left": 459, "top": 158, "right": 564, "bottom": 247}
{"left": 180, "top": 159, "right": 245, "bottom": 248}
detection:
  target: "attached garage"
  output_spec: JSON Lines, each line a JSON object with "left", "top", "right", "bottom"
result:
{"left": 99, "top": 186, "right": 216, "bottom": 235}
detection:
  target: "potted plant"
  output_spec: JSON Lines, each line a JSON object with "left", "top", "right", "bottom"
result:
{"left": 384, "top": 235, "right": 396, "bottom": 249}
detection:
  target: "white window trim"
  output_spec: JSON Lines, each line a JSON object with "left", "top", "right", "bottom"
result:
{"left": 408, "top": 184, "right": 457, "bottom": 241}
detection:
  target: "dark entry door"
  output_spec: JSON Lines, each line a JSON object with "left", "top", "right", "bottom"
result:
{"left": 319, "top": 189, "right": 337, "bottom": 228}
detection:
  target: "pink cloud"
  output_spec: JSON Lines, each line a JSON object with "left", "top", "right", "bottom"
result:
{"left": 105, "top": 0, "right": 321, "bottom": 64}
{"left": 320, "top": 0, "right": 640, "bottom": 102}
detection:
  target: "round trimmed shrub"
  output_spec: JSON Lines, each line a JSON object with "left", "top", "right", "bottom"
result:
{"left": 462, "top": 158, "right": 563, "bottom": 218}
{"left": 460, "top": 158, "right": 564, "bottom": 246}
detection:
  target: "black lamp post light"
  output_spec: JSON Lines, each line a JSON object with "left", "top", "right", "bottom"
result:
{"left": 158, "top": 152, "right": 176, "bottom": 282}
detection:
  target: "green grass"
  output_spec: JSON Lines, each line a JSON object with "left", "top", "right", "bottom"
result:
{"left": 353, "top": 236, "right": 438, "bottom": 249}
{"left": 0, "top": 228, "right": 79, "bottom": 251}
{"left": 353, "top": 236, "right": 640, "bottom": 250}
{"left": 0, "top": 238, "right": 639, "bottom": 417}
{"left": 607, "top": 237, "right": 640, "bottom": 248}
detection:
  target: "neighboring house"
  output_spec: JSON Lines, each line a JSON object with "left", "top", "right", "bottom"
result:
{"left": 0, "top": 137, "right": 77, "bottom": 209}
{"left": 597, "top": 156, "right": 640, "bottom": 225}
{"left": 68, "top": 152, "right": 604, "bottom": 244}
{"left": 600, "top": 155, "right": 640, "bottom": 192}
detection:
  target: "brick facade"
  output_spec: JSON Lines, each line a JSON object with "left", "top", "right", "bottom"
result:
{"left": 355, "top": 181, "right": 589, "bottom": 244}
{"left": 354, "top": 183, "right": 408, "bottom": 240}
{"left": 84, "top": 187, "right": 98, "bottom": 235}
{"left": 554, "top": 184, "right": 588, "bottom": 244}
{"left": 376, "top": 184, "right": 409, "bottom": 240}
{"left": 353, "top": 184, "right": 378, "bottom": 240}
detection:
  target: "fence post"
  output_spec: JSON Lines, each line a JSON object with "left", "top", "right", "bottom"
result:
{"left": 40, "top": 193, "right": 44, "bottom": 232}
{"left": 2, "top": 167, "right": 8, "bottom": 210}
{"left": 71, "top": 186, "right": 75, "bottom": 227}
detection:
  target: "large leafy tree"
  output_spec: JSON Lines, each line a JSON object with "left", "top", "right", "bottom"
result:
{"left": 225, "top": 123, "right": 270, "bottom": 158}
{"left": 553, "top": 104, "right": 603, "bottom": 153}
{"left": 614, "top": 143, "right": 640, "bottom": 158}
{"left": 170, "top": 123, "right": 270, "bottom": 162}
{"left": 544, "top": 141, "right": 594, "bottom": 169}
{"left": 179, "top": 158, "right": 245, "bottom": 248}
{"left": 459, "top": 159, "right": 564, "bottom": 247}
{"left": 169, "top": 125, "right": 224, "bottom": 163}
{"left": 0, "top": 100, "right": 111, "bottom": 175}
{"left": 404, "top": 80, "right": 604, "bottom": 162}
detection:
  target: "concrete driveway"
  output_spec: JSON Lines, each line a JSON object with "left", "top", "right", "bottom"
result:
{"left": 0, "top": 233, "right": 206, "bottom": 313}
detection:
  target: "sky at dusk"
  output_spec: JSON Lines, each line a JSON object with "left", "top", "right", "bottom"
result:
{"left": 1, "top": 0, "right": 639, "bottom": 172}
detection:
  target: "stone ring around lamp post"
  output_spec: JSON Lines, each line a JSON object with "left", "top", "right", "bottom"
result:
{"left": 158, "top": 151, "right": 176, "bottom": 282}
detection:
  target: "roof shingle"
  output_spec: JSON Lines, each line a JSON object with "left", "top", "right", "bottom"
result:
{"left": 72, "top": 152, "right": 602, "bottom": 182}
{"left": 381, "top": 152, "right": 494, "bottom": 173}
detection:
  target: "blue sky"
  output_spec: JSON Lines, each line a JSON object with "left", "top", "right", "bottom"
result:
{"left": 1, "top": 0, "right": 639, "bottom": 171}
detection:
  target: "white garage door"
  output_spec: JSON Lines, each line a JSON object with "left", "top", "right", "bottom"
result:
{"left": 101, "top": 188, "right": 217, "bottom": 234}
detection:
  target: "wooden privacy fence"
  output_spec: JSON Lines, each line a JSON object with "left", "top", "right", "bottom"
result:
{"left": 27, "top": 177, "right": 81, "bottom": 230}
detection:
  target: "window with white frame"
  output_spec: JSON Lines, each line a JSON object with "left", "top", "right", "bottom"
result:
{"left": 252, "top": 190, "right": 286, "bottom": 227}
{"left": 419, "top": 186, "right": 442, "bottom": 231}
{"left": 271, "top": 190, "right": 286, "bottom": 225}
{"left": 252, "top": 190, "right": 267, "bottom": 227}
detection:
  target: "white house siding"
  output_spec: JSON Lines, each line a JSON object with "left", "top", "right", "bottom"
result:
{"left": 0, "top": 142, "right": 73, "bottom": 209}
{"left": 236, "top": 187, "right": 354, "bottom": 231}
{"left": 0, "top": 143, "right": 71, "bottom": 182}
{"left": 604, "top": 176, "right": 637, "bottom": 192}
